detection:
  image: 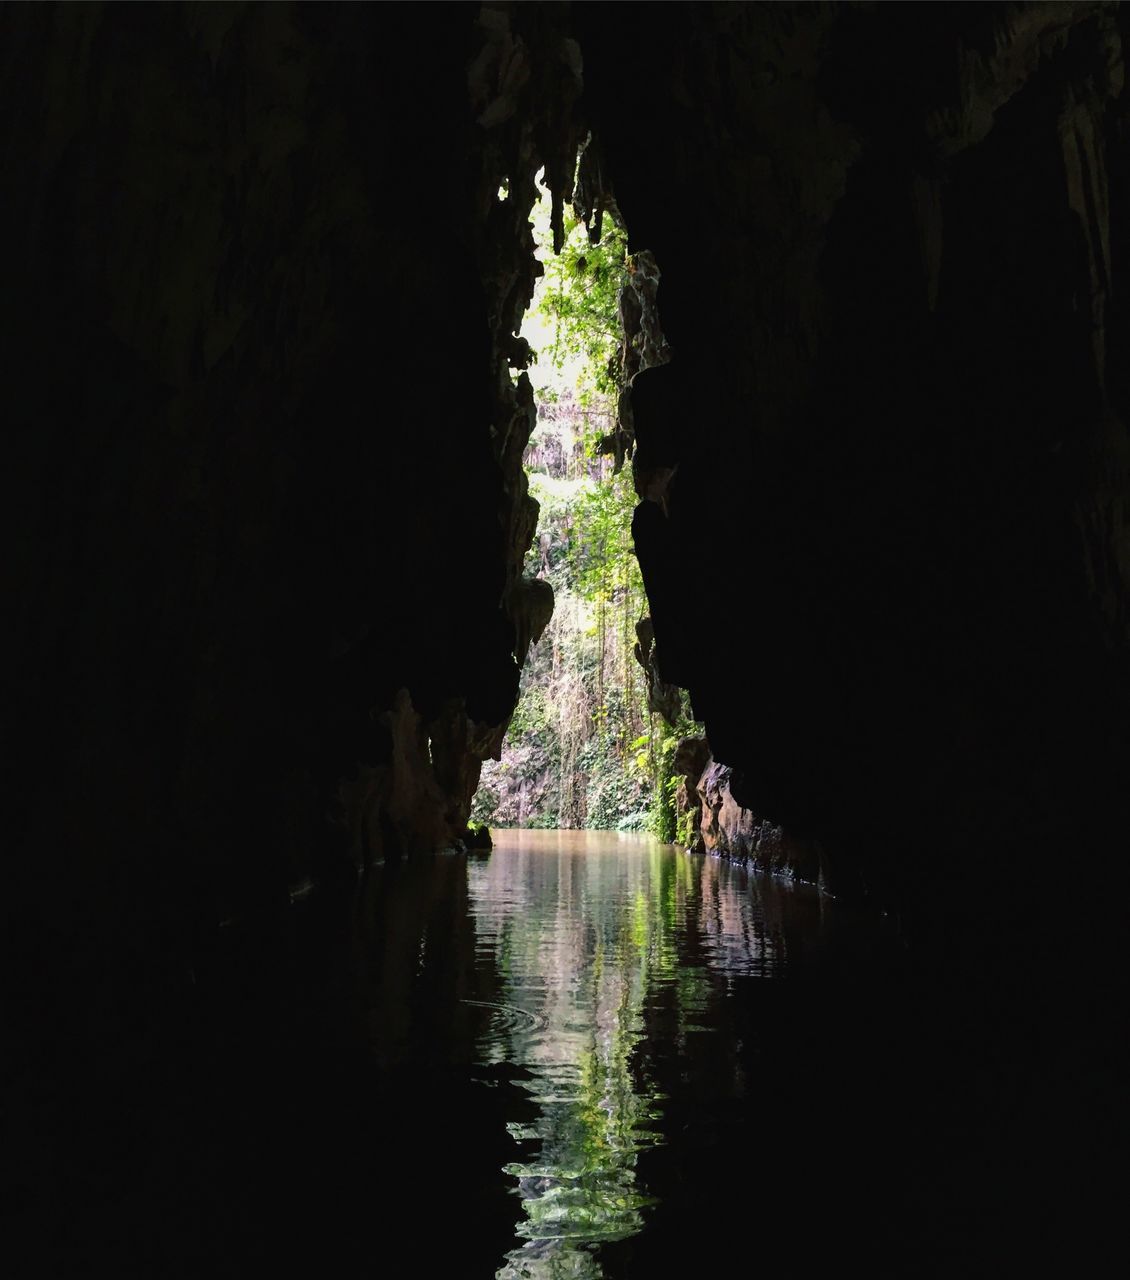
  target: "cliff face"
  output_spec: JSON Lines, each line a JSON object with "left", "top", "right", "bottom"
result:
{"left": 579, "top": 2, "right": 1130, "bottom": 948}
{"left": 2, "top": 4, "right": 567, "bottom": 976}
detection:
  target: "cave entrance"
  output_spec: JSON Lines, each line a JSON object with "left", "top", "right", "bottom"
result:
{"left": 473, "top": 170, "right": 693, "bottom": 836}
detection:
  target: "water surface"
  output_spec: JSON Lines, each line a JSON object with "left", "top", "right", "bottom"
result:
{"left": 362, "top": 828, "right": 874, "bottom": 1278}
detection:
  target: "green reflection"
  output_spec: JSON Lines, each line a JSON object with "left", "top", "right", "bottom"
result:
{"left": 469, "top": 831, "right": 770, "bottom": 1279}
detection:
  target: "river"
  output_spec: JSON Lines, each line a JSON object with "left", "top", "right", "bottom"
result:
{"left": 32, "top": 826, "right": 1074, "bottom": 1275}
{"left": 356, "top": 828, "right": 895, "bottom": 1277}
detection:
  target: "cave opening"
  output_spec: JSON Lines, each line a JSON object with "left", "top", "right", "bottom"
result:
{"left": 473, "top": 166, "right": 697, "bottom": 838}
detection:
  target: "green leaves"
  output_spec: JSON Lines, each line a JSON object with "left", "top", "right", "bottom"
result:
{"left": 535, "top": 201, "right": 628, "bottom": 402}
{"left": 475, "top": 172, "right": 697, "bottom": 835}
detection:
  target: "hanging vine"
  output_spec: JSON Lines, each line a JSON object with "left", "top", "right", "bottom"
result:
{"left": 473, "top": 168, "right": 697, "bottom": 834}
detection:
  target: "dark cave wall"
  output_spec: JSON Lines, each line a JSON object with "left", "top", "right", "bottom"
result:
{"left": 2, "top": 3, "right": 561, "bottom": 975}
{"left": 579, "top": 1, "right": 1130, "bottom": 945}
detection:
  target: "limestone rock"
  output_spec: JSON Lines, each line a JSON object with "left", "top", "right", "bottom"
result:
{"left": 633, "top": 616, "right": 683, "bottom": 726}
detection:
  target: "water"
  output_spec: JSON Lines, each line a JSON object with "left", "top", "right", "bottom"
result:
{"left": 358, "top": 829, "right": 886, "bottom": 1278}
{"left": 474, "top": 832, "right": 758, "bottom": 1276}
{"left": 30, "top": 828, "right": 1095, "bottom": 1275}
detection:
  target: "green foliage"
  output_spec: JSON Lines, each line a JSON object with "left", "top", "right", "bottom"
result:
{"left": 648, "top": 691, "right": 704, "bottom": 844}
{"left": 470, "top": 785, "right": 500, "bottom": 825}
{"left": 475, "top": 176, "right": 699, "bottom": 837}
{"left": 648, "top": 732, "right": 679, "bottom": 844}
{"left": 537, "top": 205, "right": 628, "bottom": 403}
{"left": 675, "top": 803, "right": 697, "bottom": 850}
{"left": 581, "top": 728, "right": 646, "bottom": 830}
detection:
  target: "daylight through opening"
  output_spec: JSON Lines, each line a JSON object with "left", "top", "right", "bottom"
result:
{"left": 473, "top": 167, "right": 699, "bottom": 838}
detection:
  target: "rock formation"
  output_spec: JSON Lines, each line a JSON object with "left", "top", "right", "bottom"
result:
{"left": 578, "top": 0, "right": 1130, "bottom": 950}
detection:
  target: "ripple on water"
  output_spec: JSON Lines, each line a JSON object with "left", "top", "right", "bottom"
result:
{"left": 461, "top": 999, "right": 549, "bottom": 1032}
{"left": 374, "top": 828, "right": 835, "bottom": 1277}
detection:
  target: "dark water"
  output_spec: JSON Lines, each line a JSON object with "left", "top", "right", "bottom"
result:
{"left": 359, "top": 829, "right": 892, "bottom": 1278}
{"left": 23, "top": 829, "right": 1112, "bottom": 1276}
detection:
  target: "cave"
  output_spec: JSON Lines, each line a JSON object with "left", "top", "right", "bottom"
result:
{"left": 4, "top": 3, "right": 1127, "bottom": 1275}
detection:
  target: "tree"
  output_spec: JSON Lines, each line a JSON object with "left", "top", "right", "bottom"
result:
{"left": 474, "top": 175, "right": 696, "bottom": 834}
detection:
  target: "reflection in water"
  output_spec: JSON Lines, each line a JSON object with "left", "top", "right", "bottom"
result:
{"left": 467, "top": 830, "right": 788, "bottom": 1279}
